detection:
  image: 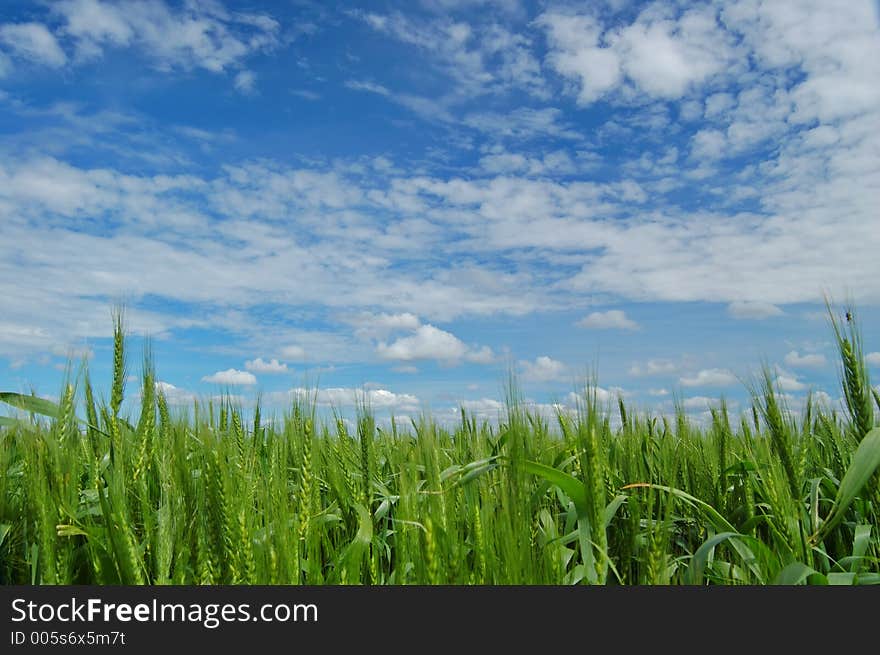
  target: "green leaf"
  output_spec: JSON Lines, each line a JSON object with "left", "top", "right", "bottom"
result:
{"left": 856, "top": 573, "right": 880, "bottom": 585}
{"left": 0, "top": 523, "right": 10, "bottom": 548}
{"left": 439, "top": 465, "right": 462, "bottom": 482}
{"left": 522, "top": 460, "right": 588, "bottom": 519}
{"left": 827, "top": 572, "right": 856, "bottom": 586}
{"left": 687, "top": 532, "right": 741, "bottom": 585}
{"left": 0, "top": 392, "right": 62, "bottom": 418}
{"left": 851, "top": 524, "right": 872, "bottom": 573}
{"left": 813, "top": 427, "right": 880, "bottom": 542}
{"left": 375, "top": 499, "right": 391, "bottom": 521}
{"left": 0, "top": 394, "right": 109, "bottom": 437}
{"left": 773, "top": 562, "right": 819, "bottom": 585}
{"left": 603, "top": 495, "right": 627, "bottom": 529}
{"left": 457, "top": 462, "right": 498, "bottom": 486}
{"left": 353, "top": 502, "right": 373, "bottom": 546}
{"left": 577, "top": 517, "right": 597, "bottom": 584}
{"left": 724, "top": 461, "right": 758, "bottom": 475}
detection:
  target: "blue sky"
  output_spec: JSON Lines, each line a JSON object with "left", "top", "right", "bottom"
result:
{"left": 1, "top": 0, "right": 879, "bottom": 426}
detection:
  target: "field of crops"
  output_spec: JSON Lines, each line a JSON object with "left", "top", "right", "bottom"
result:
{"left": 1, "top": 310, "right": 878, "bottom": 585}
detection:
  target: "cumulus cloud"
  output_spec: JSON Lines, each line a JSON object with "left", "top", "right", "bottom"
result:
{"left": 629, "top": 359, "right": 677, "bottom": 377}
{"left": 680, "top": 368, "right": 737, "bottom": 388}
{"left": 244, "top": 358, "right": 288, "bottom": 374}
{"left": 356, "top": 10, "right": 546, "bottom": 99}
{"left": 810, "top": 390, "right": 834, "bottom": 408}
{"left": 866, "top": 352, "right": 880, "bottom": 366}
{"left": 233, "top": 70, "right": 256, "bottom": 94}
{"left": 775, "top": 372, "right": 806, "bottom": 392}
{"left": 519, "top": 355, "right": 566, "bottom": 382}
{"left": 201, "top": 368, "right": 257, "bottom": 385}
{"left": 344, "top": 312, "right": 422, "bottom": 341}
{"left": 276, "top": 386, "right": 421, "bottom": 412}
{"left": 478, "top": 148, "right": 578, "bottom": 176}
{"left": 682, "top": 396, "right": 722, "bottom": 410}
{"left": 280, "top": 346, "right": 307, "bottom": 361}
{"left": 539, "top": 5, "right": 737, "bottom": 104}
{"left": 536, "top": 12, "right": 620, "bottom": 104}
{"left": 463, "top": 107, "right": 581, "bottom": 141}
{"left": 459, "top": 397, "right": 505, "bottom": 416}
{"left": 566, "top": 385, "right": 625, "bottom": 405}
{"left": 376, "top": 323, "right": 492, "bottom": 365}
{"left": 784, "top": 351, "right": 826, "bottom": 368}
{"left": 53, "top": 0, "right": 279, "bottom": 72}
{"left": 691, "top": 129, "right": 726, "bottom": 161}
{"left": 0, "top": 22, "right": 67, "bottom": 67}
{"left": 577, "top": 309, "right": 639, "bottom": 330}
{"left": 377, "top": 324, "right": 462, "bottom": 361}
{"left": 727, "top": 301, "right": 784, "bottom": 320}
{"left": 155, "top": 380, "right": 195, "bottom": 405}
{"left": 465, "top": 345, "right": 495, "bottom": 364}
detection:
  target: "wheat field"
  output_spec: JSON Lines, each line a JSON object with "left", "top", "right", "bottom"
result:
{"left": 0, "top": 308, "right": 878, "bottom": 585}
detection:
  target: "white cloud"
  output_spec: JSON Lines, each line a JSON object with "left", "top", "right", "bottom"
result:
{"left": 810, "top": 390, "right": 834, "bottom": 407}
{"left": 629, "top": 359, "right": 677, "bottom": 377}
{"left": 721, "top": 0, "right": 880, "bottom": 124}
{"left": 280, "top": 346, "right": 307, "bottom": 361}
{"left": 0, "top": 22, "right": 67, "bottom": 67}
{"left": 0, "top": 51, "right": 11, "bottom": 76}
{"left": 345, "top": 312, "right": 421, "bottom": 341}
{"left": 377, "top": 324, "right": 466, "bottom": 362}
{"left": 244, "top": 357, "right": 288, "bottom": 374}
{"left": 233, "top": 70, "right": 256, "bottom": 94}
{"left": 612, "top": 8, "right": 734, "bottom": 99}
{"left": 463, "top": 107, "right": 581, "bottom": 141}
{"left": 680, "top": 368, "right": 737, "bottom": 388}
{"left": 537, "top": 13, "right": 621, "bottom": 104}
{"left": 375, "top": 323, "right": 492, "bottom": 364}
{"left": 648, "top": 388, "right": 669, "bottom": 396}
{"left": 577, "top": 309, "right": 638, "bottom": 330}
{"left": 277, "top": 386, "right": 421, "bottom": 413}
{"left": 539, "top": 6, "right": 737, "bottom": 104}
{"left": 519, "top": 356, "right": 566, "bottom": 382}
{"left": 865, "top": 352, "right": 880, "bottom": 366}
{"left": 49, "top": 343, "right": 94, "bottom": 360}
{"left": 356, "top": 10, "right": 545, "bottom": 99}
{"left": 478, "top": 149, "right": 578, "bottom": 177}
{"left": 360, "top": 388, "right": 420, "bottom": 411}
{"left": 691, "top": 129, "right": 726, "bottom": 161}
{"left": 345, "top": 79, "right": 391, "bottom": 96}
{"left": 566, "top": 385, "right": 625, "bottom": 406}
{"left": 459, "top": 397, "right": 505, "bottom": 416}
{"left": 53, "top": 0, "right": 279, "bottom": 73}
{"left": 465, "top": 345, "right": 495, "bottom": 364}
{"left": 775, "top": 372, "right": 806, "bottom": 392}
{"left": 784, "top": 351, "right": 826, "bottom": 368}
{"left": 291, "top": 89, "right": 320, "bottom": 101}
{"left": 682, "top": 396, "right": 721, "bottom": 410}
{"left": 727, "top": 302, "right": 784, "bottom": 320}
{"left": 201, "top": 368, "right": 257, "bottom": 385}
{"left": 704, "top": 92, "right": 735, "bottom": 119}
{"left": 155, "top": 380, "right": 195, "bottom": 406}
